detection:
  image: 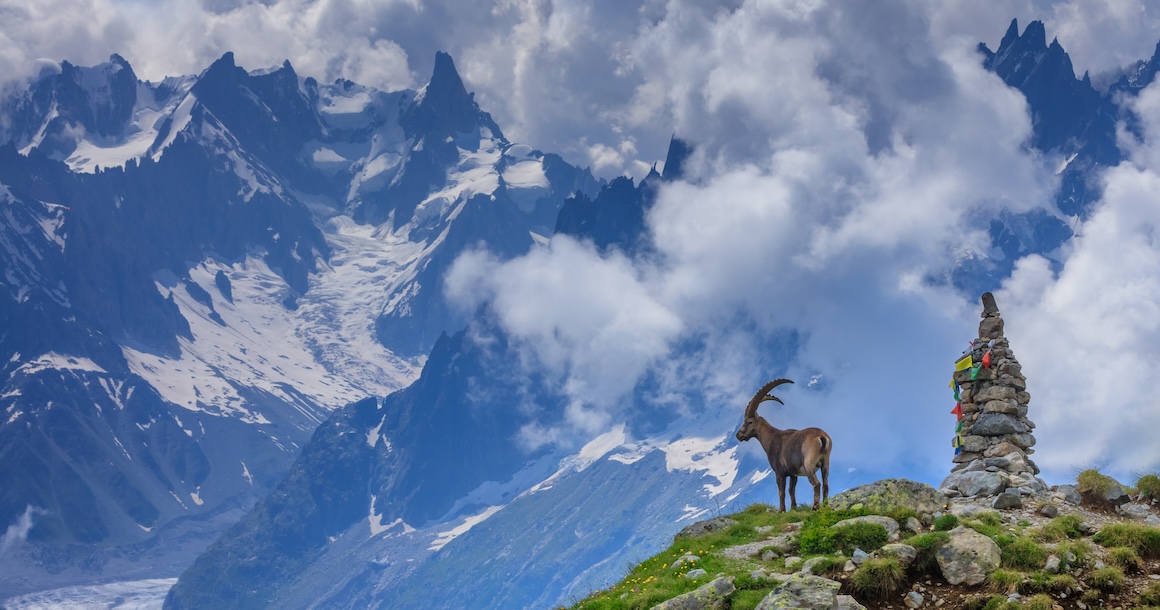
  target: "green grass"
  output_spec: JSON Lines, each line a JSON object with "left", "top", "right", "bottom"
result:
{"left": 851, "top": 557, "right": 904, "bottom": 599}
{"left": 1086, "top": 566, "right": 1125, "bottom": 592}
{"left": 963, "top": 515, "right": 1006, "bottom": 539}
{"left": 999, "top": 537, "right": 1047, "bottom": 570}
{"left": 797, "top": 508, "right": 888, "bottom": 555}
{"left": 1137, "top": 474, "right": 1160, "bottom": 502}
{"left": 1139, "top": 581, "right": 1160, "bottom": 606}
{"left": 1107, "top": 545, "right": 1144, "bottom": 572}
{"left": 1022, "top": 593, "right": 1056, "bottom": 610}
{"left": 1032, "top": 514, "right": 1085, "bottom": 542}
{"left": 1056, "top": 539, "right": 1092, "bottom": 568}
{"left": 934, "top": 513, "right": 958, "bottom": 531}
{"left": 1079, "top": 588, "right": 1102, "bottom": 605}
{"left": 985, "top": 568, "right": 1023, "bottom": 592}
{"left": 904, "top": 531, "right": 949, "bottom": 575}
{"left": 1076, "top": 468, "right": 1123, "bottom": 499}
{"left": 1092, "top": 522, "right": 1160, "bottom": 559}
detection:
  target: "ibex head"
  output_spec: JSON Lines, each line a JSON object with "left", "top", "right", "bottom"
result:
{"left": 735, "top": 379, "right": 793, "bottom": 442}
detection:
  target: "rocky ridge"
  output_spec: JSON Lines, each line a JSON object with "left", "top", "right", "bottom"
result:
{"left": 565, "top": 478, "right": 1160, "bottom": 610}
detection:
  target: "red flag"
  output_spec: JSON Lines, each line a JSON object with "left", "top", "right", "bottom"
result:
{"left": 982, "top": 350, "right": 992, "bottom": 369}
{"left": 951, "top": 403, "right": 963, "bottom": 420}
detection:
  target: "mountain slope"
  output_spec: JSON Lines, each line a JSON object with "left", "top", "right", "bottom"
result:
{"left": 0, "top": 51, "right": 600, "bottom": 599}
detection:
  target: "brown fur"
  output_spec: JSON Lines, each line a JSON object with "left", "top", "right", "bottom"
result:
{"left": 735, "top": 380, "right": 833, "bottom": 512}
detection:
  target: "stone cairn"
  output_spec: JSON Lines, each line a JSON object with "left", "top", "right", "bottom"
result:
{"left": 939, "top": 292, "right": 1047, "bottom": 499}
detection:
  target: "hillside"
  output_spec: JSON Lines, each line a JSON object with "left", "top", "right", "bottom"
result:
{"left": 565, "top": 477, "right": 1160, "bottom": 610}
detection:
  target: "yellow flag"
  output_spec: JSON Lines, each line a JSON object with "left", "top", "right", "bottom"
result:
{"left": 955, "top": 354, "right": 973, "bottom": 371}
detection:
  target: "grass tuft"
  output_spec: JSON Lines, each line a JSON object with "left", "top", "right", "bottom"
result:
{"left": 904, "top": 531, "right": 949, "bottom": 575}
{"left": 1107, "top": 545, "right": 1144, "bottom": 572}
{"left": 1032, "top": 514, "right": 1085, "bottom": 542}
{"left": 1000, "top": 536, "right": 1047, "bottom": 570}
{"left": 1137, "top": 474, "right": 1160, "bottom": 501}
{"left": 1076, "top": 468, "right": 1123, "bottom": 499}
{"left": 1139, "top": 581, "right": 1160, "bottom": 606}
{"left": 934, "top": 514, "right": 958, "bottom": 531}
{"left": 851, "top": 557, "right": 905, "bottom": 599}
{"left": 1087, "top": 566, "right": 1125, "bottom": 592}
{"left": 1092, "top": 522, "right": 1160, "bottom": 559}
{"left": 985, "top": 568, "right": 1023, "bottom": 593}
{"left": 1022, "top": 593, "right": 1056, "bottom": 610}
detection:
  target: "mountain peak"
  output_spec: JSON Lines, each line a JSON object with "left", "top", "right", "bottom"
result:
{"left": 1023, "top": 20, "right": 1047, "bottom": 50}
{"left": 402, "top": 51, "right": 501, "bottom": 139}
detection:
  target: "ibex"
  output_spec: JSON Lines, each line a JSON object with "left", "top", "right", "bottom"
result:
{"left": 735, "top": 379, "right": 832, "bottom": 512}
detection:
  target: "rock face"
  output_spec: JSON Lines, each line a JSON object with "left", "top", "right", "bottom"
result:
{"left": 678, "top": 516, "right": 738, "bottom": 539}
{"left": 829, "top": 479, "right": 942, "bottom": 514}
{"left": 940, "top": 293, "right": 1046, "bottom": 498}
{"left": 935, "top": 526, "right": 1001, "bottom": 586}
{"left": 651, "top": 576, "right": 736, "bottom": 610}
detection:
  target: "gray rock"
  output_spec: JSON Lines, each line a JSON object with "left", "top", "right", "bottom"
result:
{"left": 721, "top": 541, "right": 777, "bottom": 561}
{"left": 677, "top": 516, "right": 737, "bottom": 539}
{"left": 843, "top": 560, "right": 856, "bottom": 572}
{"left": 685, "top": 569, "right": 708, "bottom": 580}
{"left": 974, "top": 385, "right": 1016, "bottom": 403}
{"left": 1146, "top": 514, "right": 1160, "bottom": 526}
{"left": 833, "top": 515, "right": 900, "bottom": 541}
{"left": 936, "top": 526, "right": 1001, "bottom": 586}
{"left": 984, "top": 457, "right": 1011, "bottom": 469}
{"left": 940, "top": 470, "right": 1008, "bottom": 497}
{"left": 750, "top": 568, "right": 791, "bottom": 584}
{"left": 836, "top": 595, "right": 867, "bottom": 610}
{"left": 761, "top": 549, "right": 780, "bottom": 562}
{"left": 1056, "top": 485, "right": 1082, "bottom": 505}
{"left": 979, "top": 315, "right": 1004, "bottom": 339}
{"left": 963, "top": 435, "right": 989, "bottom": 452}
{"left": 971, "top": 413, "right": 1028, "bottom": 435}
{"left": 755, "top": 573, "right": 841, "bottom": 610}
{"left": 765, "top": 532, "right": 799, "bottom": 554}
{"left": 905, "top": 516, "right": 924, "bottom": 535}
{"left": 852, "top": 548, "right": 870, "bottom": 566}
{"left": 671, "top": 555, "right": 700, "bottom": 570}
{"left": 785, "top": 556, "right": 802, "bottom": 569}
{"left": 963, "top": 460, "right": 987, "bottom": 472}
{"left": 1100, "top": 485, "right": 1131, "bottom": 506}
{"left": 1003, "top": 433, "right": 1036, "bottom": 448}
{"left": 651, "top": 576, "right": 736, "bottom": 610}
{"left": 827, "top": 478, "right": 943, "bottom": 514}
{"left": 905, "top": 591, "right": 924, "bottom": 609}
{"left": 1117, "top": 503, "right": 1154, "bottom": 520}
{"left": 1044, "top": 555, "right": 1061, "bottom": 574}
{"left": 873, "top": 543, "right": 918, "bottom": 568}
{"left": 992, "top": 492, "right": 1022, "bottom": 509}
{"left": 1039, "top": 504, "right": 1059, "bottom": 518}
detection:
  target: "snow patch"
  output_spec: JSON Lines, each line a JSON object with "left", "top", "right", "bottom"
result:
{"left": 367, "top": 415, "right": 385, "bottom": 448}
{"left": 662, "top": 435, "right": 740, "bottom": 497}
{"left": 15, "top": 353, "right": 107, "bottom": 376}
{"left": 429, "top": 505, "right": 504, "bottom": 551}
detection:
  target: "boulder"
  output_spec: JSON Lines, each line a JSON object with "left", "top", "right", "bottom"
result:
{"left": 677, "top": 516, "right": 737, "bottom": 539}
{"left": 801, "top": 557, "right": 829, "bottom": 575}
{"left": 1117, "top": 503, "right": 1155, "bottom": 521}
{"left": 833, "top": 515, "right": 900, "bottom": 541}
{"left": 939, "top": 470, "right": 1008, "bottom": 497}
{"left": 873, "top": 543, "right": 918, "bottom": 568}
{"left": 755, "top": 573, "right": 841, "bottom": 610}
{"left": 651, "top": 576, "right": 736, "bottom": 610}
{"left": 828, "top": 479, "right": 942, "bottom": 514}
{"left": 836, "top": 595, "right": 866, "bottom": 610}
{"left": 685, "top": 569, "right": 708, "bottom": 580}
{"left": 905, "top": 591, "right": 924, "bottom": 609}
{"left": 905, "top": 517, "right": 924, "bottom": 535}
{"left": 935, "top": 526, "right": 1001, "bottom": 586}
{"left": 991, "top": 492, "right": 1022, "bottom": 510}
{"left": 1055, "top": 485, "right": 1082, "bottom": 505}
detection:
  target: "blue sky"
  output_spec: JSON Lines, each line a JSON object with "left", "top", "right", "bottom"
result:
{"left": 3, "top": 0, "right": 1160, "bottom": 486}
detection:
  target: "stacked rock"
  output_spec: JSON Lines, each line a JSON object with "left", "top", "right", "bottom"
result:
{"left": 939, "top": 293, "right": 1047, "bottom": 498}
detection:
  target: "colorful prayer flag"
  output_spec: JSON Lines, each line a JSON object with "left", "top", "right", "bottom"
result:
{"left": 970, "top": 364, "right": 981, "bottom": 380}
{"left": 951, "top": 403, "right": 963, "bottom": 419}
{"left": 955, "top": 354, "right": 973, "bottom": 371}
{"left": 982, "top": 350, "right": 992, "bottom": 369}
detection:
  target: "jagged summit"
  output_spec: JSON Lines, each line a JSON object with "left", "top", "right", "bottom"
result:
{"left": 402, "top": 51, "right": 503, "bottom": 139}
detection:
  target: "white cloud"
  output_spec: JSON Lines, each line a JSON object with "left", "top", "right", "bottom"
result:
{"left": 999, "top": 81, "right": 1160, "bottom": 476}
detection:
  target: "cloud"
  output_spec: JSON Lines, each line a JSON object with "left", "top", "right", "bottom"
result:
{"left": 0, "top": 505, "right": 41, "bottom": 559}
{"left": 445, "top": 0, "right": 1073, "bottom": 483}
{"left": 998, "top": 81, "right": 1160, "bottom": 476}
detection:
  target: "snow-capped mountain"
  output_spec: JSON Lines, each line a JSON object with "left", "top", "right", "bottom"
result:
{"left": 160, "top": 20, "right": 1160, "bottom": 610}
{"left": 6, "top": 17, "right": 1159, "bottom": 609}
{"left": 0, "top": 51, "right": 598, "bottom": 598}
